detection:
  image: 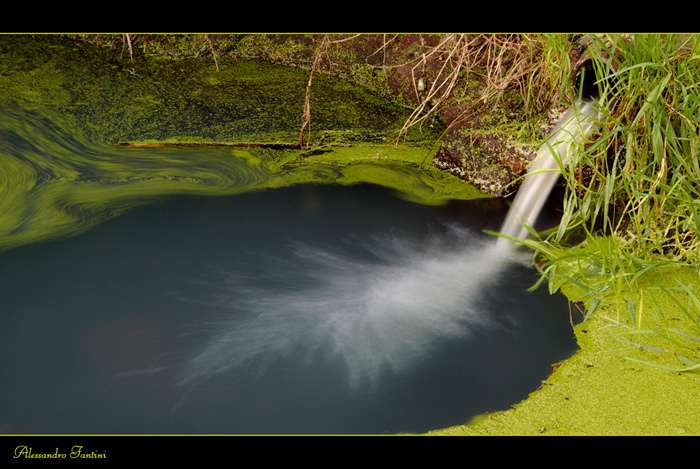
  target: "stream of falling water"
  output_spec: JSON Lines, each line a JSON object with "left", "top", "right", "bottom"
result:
{"left": 497, "top": 100, "right": 601, "bottom": 246}
{"left": 169, "top": 102, "right": 603, "bottom": 402}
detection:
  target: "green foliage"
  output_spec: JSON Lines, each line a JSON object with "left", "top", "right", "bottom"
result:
{"left": 615, "top": 281, "right": 700, "bottom": 373}
{"left": 515, "top": 34, "right": 700, "bottom": 264}
{"left": 512, "top": 34, "right": 700, "bottom": 375}
{"left": 551, "top": 34, "right": 700, "bottom": 262}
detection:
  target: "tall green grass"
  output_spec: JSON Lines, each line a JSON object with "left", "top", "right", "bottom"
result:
{"left": 551, "top": 34, "right": 700, "bottom": 260}
{"left": 516, "top": 34, "right": 700, "bottom": 373}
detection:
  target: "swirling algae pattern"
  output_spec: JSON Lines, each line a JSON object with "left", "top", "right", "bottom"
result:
{"left": 0, "top": 102, "right": 271, "bottom": 251}
{"left": 0, "top": 34, "right": 486, "bottom": 252}
{"left": 0, "top": 100, "right": 486, "bottom": 253}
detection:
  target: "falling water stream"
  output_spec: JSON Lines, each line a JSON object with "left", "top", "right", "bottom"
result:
{"left": 497, "top": 100, "right": 601, "bottom": 245}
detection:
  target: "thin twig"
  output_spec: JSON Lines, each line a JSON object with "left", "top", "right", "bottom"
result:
{"left": 205, "top": 34, "right": 219, "bottom": 72}
{"left": 300, "top": 34, "right": 328, "bottom": 149}
{"left": 124, "top": 34, "right": 135, "bottom": 74}
{"left": 394, "top": 33, "right": 566, "bottom": 146}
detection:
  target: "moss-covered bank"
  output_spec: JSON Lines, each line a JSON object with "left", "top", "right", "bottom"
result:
{"left": 0, "top": 34, "right": 488, "bottom": 252}
{"left": 63, "top": 33, "right": 560, "bottom": 198}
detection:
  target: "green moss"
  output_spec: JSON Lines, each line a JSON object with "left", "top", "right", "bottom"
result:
{"left": 0, "top": 35, "right": 431, "bottom": 147}
{"left": 0, "top": 34, "right": 481, "bottom": 253}
{"left": 292, "top": 144, "right": 488, "bottom": 204}
{"left": 427, "top": 264, "right": 700, "bottom": 435}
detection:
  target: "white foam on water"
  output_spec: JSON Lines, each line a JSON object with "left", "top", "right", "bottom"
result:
{"left": 177, "top": 226, "right": 525, "bottom": 389}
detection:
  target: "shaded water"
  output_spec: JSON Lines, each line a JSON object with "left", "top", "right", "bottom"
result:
{"left": 0, "top": 182, "right": 578, "bottom": 434}
{"left": 0, "top": 36, "right": 579, "bottom": 434}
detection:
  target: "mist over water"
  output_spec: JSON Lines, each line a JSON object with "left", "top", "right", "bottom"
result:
{"left": 179, "top": 227, "right": 524, "bottom": 390}
{"left": 0, "top": 183, "right": 578, "bottom": 434}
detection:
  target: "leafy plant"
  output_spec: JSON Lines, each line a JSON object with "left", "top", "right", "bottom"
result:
{"left": 554, "top": 34, "right": 700, "bottom": 263}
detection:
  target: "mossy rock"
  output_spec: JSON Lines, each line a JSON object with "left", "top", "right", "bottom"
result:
{"left": 433, "top": 75, "right": 560, "bottom": 197}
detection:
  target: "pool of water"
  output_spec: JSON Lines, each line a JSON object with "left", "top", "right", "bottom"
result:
{"left": 0, "top": 182, "right": 578, "bottom": 434}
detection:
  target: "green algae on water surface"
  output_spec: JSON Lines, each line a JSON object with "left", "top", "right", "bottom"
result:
{"left": 0, "top": 101, "right": 483, "bottom": 253}
{"left": 427, "top": 263, "right": 700, "bottom": 436}
{"left": 0, "top": 34, "right": 437, "bottom": 146}
{"left": 0, "top": 34, "right": 483, "bottom": 252}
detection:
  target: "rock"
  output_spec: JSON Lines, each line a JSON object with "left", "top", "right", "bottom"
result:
{"left": 434, "top": 130, "right": 537, "bottom": 197}
{"left": 432, "top": 83, "right": 556, "bottom": 197}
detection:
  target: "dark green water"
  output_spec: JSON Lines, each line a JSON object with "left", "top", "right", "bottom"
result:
{"left": 0, "top": 180, "right": 578, "bottom": 434}
{"left": 0, "top": 35, "right": 578, "bottom": 434}
{"left": 0, "top": 109, "right": 578, "bottom": 433}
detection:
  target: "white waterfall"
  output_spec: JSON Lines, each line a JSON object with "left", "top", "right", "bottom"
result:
{"left": 497, "top": 100, "right": 601, "bottom": 246}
